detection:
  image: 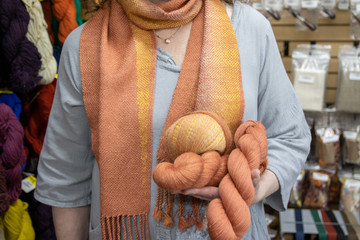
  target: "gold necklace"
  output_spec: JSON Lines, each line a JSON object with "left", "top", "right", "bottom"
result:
{"left": 155, "top": 25, "right": 182, "bottom": 44}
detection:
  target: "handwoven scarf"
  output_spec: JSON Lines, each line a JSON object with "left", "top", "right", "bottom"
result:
{"left": 80, "top": 0, "right": 244, "bottom": 239}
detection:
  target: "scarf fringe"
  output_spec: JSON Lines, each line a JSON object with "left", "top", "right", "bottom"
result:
{"left": 101, "top": 214, "right": 150, "bottom": 240}
{"left": 152, "top": 188, "right": 206, "bottom": 232}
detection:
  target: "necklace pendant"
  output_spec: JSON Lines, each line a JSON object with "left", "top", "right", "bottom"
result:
{"left": 165, "top": 39, "right": 171, "bottom": 44}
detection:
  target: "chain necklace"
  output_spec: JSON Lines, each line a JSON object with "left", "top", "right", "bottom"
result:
{"left": 155, "top": 25, "right": 182, "bottom": 44}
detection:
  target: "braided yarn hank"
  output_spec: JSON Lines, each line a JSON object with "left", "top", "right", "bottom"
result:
{"left": 22, "top": 0, "right": 57, "bottom": 85}
{"left": 207, "top": 121, "right": 268, "bottom": 240}
{"left": 3, "top": 199, "right": 35, "bottom": 240}
{"left": 0, "top": 0, "right": 41, "bottom": 94}
{"left": 0, "top": 103, "right": 27, "bottom": 202}
{"left": 52, "top": 0, "right": 78, "bottom": 45}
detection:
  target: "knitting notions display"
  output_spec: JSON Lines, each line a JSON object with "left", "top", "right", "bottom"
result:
{"left": 153, "top": 111, "right": 268, "bottom": 240}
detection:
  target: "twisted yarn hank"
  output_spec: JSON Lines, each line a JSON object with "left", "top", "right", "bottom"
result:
{"left": 22, "top": 0, "right": 57, "bottom": 85}
{"left": 0, "top": 0, "right": 41, "bottom": 94}
{"left": 207, "top": 121, "right": 268, "bottom": 240}
{"left": 52, "top": 0, "right": 78, "bottom": 45}
{"left": 0, "top": 103, "right": 26, "bottom": 202}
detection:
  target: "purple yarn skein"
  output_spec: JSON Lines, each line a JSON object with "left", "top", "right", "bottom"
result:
{"left": 0, "top": 0, "right": 41, "bottom": 94}
{"left": 0, "top": 103, "right": 26, "bottom": 202}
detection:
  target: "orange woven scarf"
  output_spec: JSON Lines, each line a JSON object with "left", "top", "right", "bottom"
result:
{"left": 80, "top": 0, "right": 244, "bottom": 239}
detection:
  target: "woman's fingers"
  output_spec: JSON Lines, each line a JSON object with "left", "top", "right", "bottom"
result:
{"left": 181, "top": 186, "right": 219, "bottom": 201}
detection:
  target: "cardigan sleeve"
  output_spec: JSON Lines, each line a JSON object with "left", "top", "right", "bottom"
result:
{"left": 256, "top": 21, "right": 311, "bottom": 211}
{"left": 34, "top": 24, "right": 95, "bottom": 208}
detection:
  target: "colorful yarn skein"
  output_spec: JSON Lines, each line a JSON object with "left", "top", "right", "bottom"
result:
{"left": 0, "top": 103, "right": 27, "bottom": 202}
{"left": 0, "top": 0, "right": 41, "bottom": 94}
{"left": 21, "top": 0, "right": 57, "bottom": 85}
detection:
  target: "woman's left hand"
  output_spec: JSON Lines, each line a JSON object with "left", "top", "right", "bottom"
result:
{"left": 251, "top": 169, "right": 279, "bottom": 205}
{"left": 177, "top": 169, "right": 266, "bottom": 201}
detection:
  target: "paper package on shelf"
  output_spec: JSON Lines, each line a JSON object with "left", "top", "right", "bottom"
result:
{"left": 292, "top": 44, "right": 331, "bottom": 112}
{"left": 337, "top": 46, "right": 360, "bottom": 113}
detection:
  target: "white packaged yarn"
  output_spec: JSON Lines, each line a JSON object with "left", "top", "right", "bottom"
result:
{"left": 336, "top": 46, "right": 360, "bottom": 113}
{"left": 293, "top": 68, "right": 326, "bottom": 111}
{"left": 22, "top": 0, "right": 57, "bottom": 85}
{"left": 291, "top": 44, "right": 330, "bottom": 112}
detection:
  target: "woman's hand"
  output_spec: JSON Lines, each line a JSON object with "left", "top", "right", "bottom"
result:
{"left": 178, "top": 186, "right": 219, "bottom": 201}
{"left": 176, "top": 169, "right": 271, "bottom": 202}
{"left": 251, "top": 169, "right": 280, "bottom": 205}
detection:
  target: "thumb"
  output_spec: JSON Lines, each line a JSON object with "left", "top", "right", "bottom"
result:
{"left": 251, "top": 169, "right": 260, "bottom": 180}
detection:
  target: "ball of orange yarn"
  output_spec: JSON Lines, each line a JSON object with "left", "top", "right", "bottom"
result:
{"left": 153, "top": 112, "right": 231, "bottom": 191}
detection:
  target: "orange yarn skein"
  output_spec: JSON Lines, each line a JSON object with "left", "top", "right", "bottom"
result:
{"left": 52, "top": 0, "right": 78, "bottom": 45}
{"left": 153, "top": 112, "right": 232, "bottom": 191}
{"left": 207, "top": 121, "right": 268, "bottom": 240}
